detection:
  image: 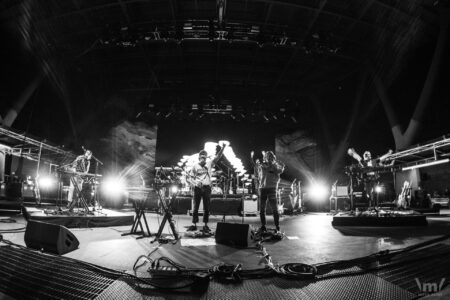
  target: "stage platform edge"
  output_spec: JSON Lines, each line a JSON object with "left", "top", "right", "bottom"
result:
{"left": 332, "top": 212, "right": 428, "bottom": 227}
{"left": 23, "top": 205, "right": 134, "bottom": 228}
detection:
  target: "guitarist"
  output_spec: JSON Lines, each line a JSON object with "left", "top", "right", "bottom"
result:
{"left": 187, "top": 143, "right": 226, "bottom": 232}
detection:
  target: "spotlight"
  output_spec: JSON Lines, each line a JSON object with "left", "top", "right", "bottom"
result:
{"left": 308, "top": 183, "right": 329, "bottom": 201}
{"left": 38, "top": 176, "right": 56, "bottom": 189}
{"left": 170, "top": 185, "right": 179, "bottom": 194}
{"left": 102, "top": 176, "right": 126, "bottom": 197}
{"left": 375, "top": 185, "right": 383, "bottom": 193}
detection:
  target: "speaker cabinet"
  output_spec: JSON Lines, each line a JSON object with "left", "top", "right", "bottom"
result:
{"left": 215, "top": 222, "right": 251, "bottom": 247}
{"left": 25, "top": 220, "right": 80, "bottom": 255}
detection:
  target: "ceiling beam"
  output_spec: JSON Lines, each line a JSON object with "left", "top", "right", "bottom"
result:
{"left": 140, "top": 45, "right": 160, "bottom": 89}
{"left": 263, "top": 3, "right": 273, "bottom": 29}
{"left": 252, "top": 0, "right": 421, "bottom": 39}
{"left": 117, "top": 0, "right": 131, "bottom": 24}
{"left": 344, "top": 0, "right": 375, "bottom": 35}
{"left": 215, "top": 41, "right": 222, "bottom": 88}
{"left": 169, "top": 0, "right": 177, "bottom": 26}
{"left": 272, "top": 0, "right": 327, "bottom": 90}
{"left": 244, "top": 43, "right": 261, "bottom": 87}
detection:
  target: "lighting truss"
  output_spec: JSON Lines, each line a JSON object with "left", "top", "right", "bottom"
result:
{"left": 401, "top": 158, "right": 450, "bottom": 171}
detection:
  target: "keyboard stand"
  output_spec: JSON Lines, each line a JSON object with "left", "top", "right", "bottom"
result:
{"left": 152, "top": 188, "right": 179, "bottom": 243}
{"left": 122, "top": 196, "right": 152, "bottom": 239}
{"left": 68, "top": 176, "right": 91, "bottom": 214}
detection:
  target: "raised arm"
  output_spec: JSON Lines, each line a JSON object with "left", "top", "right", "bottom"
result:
{"left": 347, "top": 148, "right": 364, "bottom": 167}
{"left": 212, "top": 143, "right": 227, "bottom": 165}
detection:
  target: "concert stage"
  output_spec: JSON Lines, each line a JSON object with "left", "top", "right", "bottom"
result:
{"left": 332, "top": 210, "right": 428, "bottom": 227}
{"left": 22, "top": 205, "right": 134, "bottom": 228}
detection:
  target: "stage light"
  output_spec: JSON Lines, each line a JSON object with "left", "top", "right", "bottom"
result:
{"left": 38, "top": 176, "right": 56, "bottom": 189}
{"left": 170, "top": 185, "right": 179, "bottom": 194}
{"left": 375, "top": 185, "right": 383, "bottom": 193}
{"left": 102, "top": 176, "right": 126, "bottom": 197}
{"left": 308, "top": 183, "right": 329, "bottom": 201}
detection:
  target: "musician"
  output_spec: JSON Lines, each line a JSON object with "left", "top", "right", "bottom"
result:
{"left": 289, "top": 179, "right": 301, "bottom": 211}
{"left": 67, "top": 150, "right": 92, "bottom": 206}
{"left": 252, "top": 150, "right": 285, "bottom": 232}
{"left": 187, "top": 144, "right": 226, "bottom": 232}
{"left": 347, "top": 148, "right": 392, "bottom": 205}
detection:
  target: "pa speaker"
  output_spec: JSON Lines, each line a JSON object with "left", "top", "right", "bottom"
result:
{"left": 215, "top": 222, "right": 251, "bottom": 247}
{"left": 25, "top": 220, "right": 80, "bottom": 255}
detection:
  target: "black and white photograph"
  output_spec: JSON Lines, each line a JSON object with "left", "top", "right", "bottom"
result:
{"left": 1, "top": 1, "right": 450, "bottom": 299}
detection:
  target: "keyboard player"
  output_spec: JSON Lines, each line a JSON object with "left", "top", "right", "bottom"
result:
{"left": 347, "top": 148, "right": 393, "bottom": 206}
{"left": 67, "top": 149, "right": 93, "bottom": 206}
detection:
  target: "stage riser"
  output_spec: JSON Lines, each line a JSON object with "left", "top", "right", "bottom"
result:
{"left": 22, "top": 206, "right": 134, "bottom": 228}
{"left": 332, "top": 216, "right": 427, "bottom": 226}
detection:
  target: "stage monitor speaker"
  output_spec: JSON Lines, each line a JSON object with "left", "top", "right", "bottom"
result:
{"left": 24, "top": 220, "right": 80, "bottom": 255}
{"left": 336, "top": 186, "right": 348, "bottom": 197}
{"left": 215, "top": 222, "right": 251, "bottom": 247}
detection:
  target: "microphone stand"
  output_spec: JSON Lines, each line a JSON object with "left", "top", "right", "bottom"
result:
{"left": 87, "top": 154, "right": 103, "bottom": 213}
{"left": 91, "top": 155, "right": 103, "bottom": 165}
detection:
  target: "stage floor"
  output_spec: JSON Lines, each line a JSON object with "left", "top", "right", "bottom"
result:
{"left": 1, "top": 209, "right": 450, "bottom": 299}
